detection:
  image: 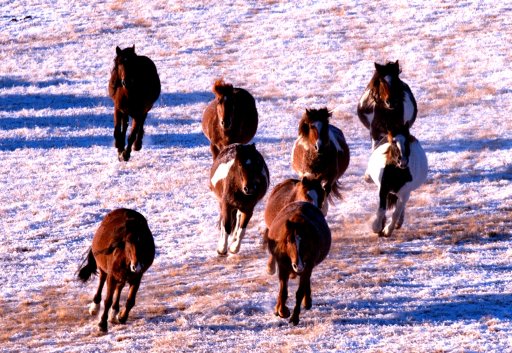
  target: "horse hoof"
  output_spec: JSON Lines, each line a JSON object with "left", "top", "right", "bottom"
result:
{"left": 133, "top": 141, "right": 142, "bottom": 151}
{"left": 118, "top": 310, "right": 128, "bottom": 324}
{"left": 303, "top": 297, "right": 312, "bottom": 310}
{"left": 363, "top": 174, "right": 373, "bottom": 184}
{"left": 275, "top": 306, "right": 290, "bottom": 319}
{"left": 88, "top": 302, "right": 100, "bottom": 316}
{"left": 217, "top": 249, "right": 228, "bottom": 256}
{"left": 97, "top": 321, "right": 108, "bottom": 333}
{"left": 119, "top": 151, "right": 130, "bottom": 162}
{"left": 289, "top": 315, "right": 300, "bottom": 326}
{"left": 228, "top": 243, "right": 241, "bottom": 254}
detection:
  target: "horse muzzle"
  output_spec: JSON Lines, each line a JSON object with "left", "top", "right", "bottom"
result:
{"left": 398, "top": 157, "right": 409, "bottom": 169}
{"left": 130, "top": 262, "right": 143, "bottom": 273}
{"left": 292, "top": 261, "right": 305, "bottom": 274}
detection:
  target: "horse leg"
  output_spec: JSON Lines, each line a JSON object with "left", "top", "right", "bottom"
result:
{"left": 396, "top": 208, "right": 405, "bottom": 229}
{"left": 114, "top": 110, "right": 128, "bottom": 157}
{"left": 383, "top": 193, "right": 409, "bottom": 237}
{"left": 217, "top": 204, "right": 233, "bottom": 256}
{"left": 121, "top": 116, "right": 141, "bottom": 161}
{"left": 89, "top": 269, "right": 106, "bottom": 316}
{"left": 372, "top": 208, "right": 386, "bottom": 235}
{"left": 132, "top": 114, "right": 147, "bottom": 151}
{"left": 228, "top": 210, "right": 252, "bottom": 254}
{"left": 267, "top": 254, "right": 276, "bottom": 275}
{"left": 290, "top": 269, "right": 312, "bottom": 325}
{"left": 109, "top": 281, "right": 125, "bottom": 323}
{"left": 275, "top": 268, "right": 290, "bottom": 319}
{"left": 98, "top": 274, "right": 117, "bottom": 332}
{"left": 118, "top": 278, "right": 141, "bottom": 324}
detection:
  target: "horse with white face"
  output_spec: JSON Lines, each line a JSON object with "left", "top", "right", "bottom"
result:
{"left": 365, "top": 123, "right": 428, "bottom": 237}
{"left": 357, "top": 60, "right": 417, "bottom": 150}
{"left": 291, "top": 108, "right": 350, "bottom": 204}
{"left": 265, "top": 201, "right": 331, "bottom": 325}
{"left": 210, "top": 143, "right": 269, "bottom": 255}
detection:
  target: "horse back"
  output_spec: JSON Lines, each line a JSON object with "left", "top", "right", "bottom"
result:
{"left": 264, "top": 179, "right": 300, "bottom": 228}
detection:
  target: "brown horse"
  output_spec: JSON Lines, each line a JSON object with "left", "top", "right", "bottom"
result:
{"left": 210, "top": 143, "right": 269, "bottom": 255}
{"left": 263, "top": 177, "right": 326, "bottom": 274}
{"left": 109, "top": 46, "right": 161, "bottom": 161}
{"left": 291, "top": 108, "right": 350, "bottom": 204}
{"left": 202, "top": 79, "right": 258, "bottom": 160}
{"left": 357, "top": 60, "right": 417, "bottom": 150}
{"left": 264, "top": 201, "right": 331, "bottom": 325}
{"left": 77, "top": 208, "right": 155, "bottom": 332}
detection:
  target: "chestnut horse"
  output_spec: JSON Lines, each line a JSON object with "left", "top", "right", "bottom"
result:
{"left": 365, "top": 123, "right": 428, "bottom": 237}
{"left": 109, "top": 46, "right": 161, "bottom": 161}
{"left": 264, "top": 201, "right": 331, "bottom": 325}
{"left": 77, "top": 208, "right": 155, "bottom": 332}
{"left": 357, "top": 60, "right": 417, "bottom": 150}
{"left": 210, "top": 143, "right": 269, "bottom": 255}
{"left": 291, "top": 108, "right": 350, "bottom": 204}
{"left": 263, "top": 177, "right": 326, "bottom": 274}
{"left": 202, "top": 79, "right": 258, "bottom": 159}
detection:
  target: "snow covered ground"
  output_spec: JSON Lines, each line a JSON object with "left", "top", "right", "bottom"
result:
{"left": 1, "top": 0, "right": 511, "bottom": 352}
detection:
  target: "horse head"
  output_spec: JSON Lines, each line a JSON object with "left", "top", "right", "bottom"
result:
{"left": 284, "top": 217, "right": 305, "bottom": 274}
{"left": 299, "top": 108, "right": 331, "bottom": 152}
{"left": 213, "top": 79, "right": 235, "bottom": 130}
{"left": 298, "top": 177, "right": 326, "bottom": 210}
{"left": 235, "top": 143, "right": 267, "bottom": 196}
{"left": 372, "top": 60, "right": 403, "bottom": 111}
{"left": 386, "top": 122, "right": 412, "bottom": 169}
{"left": 115, "top": 45, "right": 138, "bottom": 89}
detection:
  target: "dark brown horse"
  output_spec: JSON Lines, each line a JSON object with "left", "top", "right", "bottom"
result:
{"left": 357, "top": 60, "right": 417, "bottom": 150}
{"left": 202, "top": 79, "right": 258, "bottom": 160}
{"left": 291, "top": 108, "right": 350, "bottom": 204}
{"left": 77, "top": 208, "right": 155, "bottom": 332}
{"left": 109, "top": 46, "right": 161, "bottom": 161}
{"left": 264, "top": 201, "right": 331, "bottom": 325}
{"left": 263, "top": 177, "right": 326, "bottom": 275}
{"left": 210, "top": 143, "right": 269, "bottom": 255}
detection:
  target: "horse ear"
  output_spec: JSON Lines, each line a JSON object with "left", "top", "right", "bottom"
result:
{"left": 116, "top": 46, "right": 122, "bottom": 56}
{"left": 374, "top": 62, "right": 384, "bottom": 73}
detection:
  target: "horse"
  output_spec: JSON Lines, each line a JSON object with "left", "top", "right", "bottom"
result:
{"left": 77, "top": 208, "right": 155, "bottom": 333}
{"left": 357, "top": 60, "right": 417, "bottom": 150}
{"left": 291, "top": 108, "right": 350, "bottom": 204}
{"left": 202, "top": 79, "right": 258, "bottom": 160}
{"left": 365, "top": 122, "right": 428, "bottom": 237}
{"left": 264, "top": 201, "right": 331, "bottom": 325}
{"left": 109, "top": 45, "right": 161, "bottom": 161}
{"left": 263, "top": 177, "right": 326, "bottom": 275}
{"left": 210, "top": 143, "right": 269, "bottom": 255}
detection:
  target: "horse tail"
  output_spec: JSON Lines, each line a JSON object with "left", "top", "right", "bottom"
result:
{"left": 327, "top": 181, "right": 343, "bottom": 204}
{"left": 77, "top": 247, "right": 97, "bottom": 282}
{"left": 386, "top": 193, "right": 398, "bottom": 210}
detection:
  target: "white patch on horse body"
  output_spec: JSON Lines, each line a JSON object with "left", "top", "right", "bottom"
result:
{"left": 403, "top": 91, "right": 415, "bottom": 123}
{"left": 211, "top": 159, "right": 235, "bottom": 187}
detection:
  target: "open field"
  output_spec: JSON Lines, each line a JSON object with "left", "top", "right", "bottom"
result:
{"left": 1, "top": 1, "right": 511, "bottom": 352}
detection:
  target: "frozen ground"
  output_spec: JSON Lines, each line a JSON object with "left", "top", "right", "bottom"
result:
{"left": 0, "top": 0, "right": 511, "bottom": 352}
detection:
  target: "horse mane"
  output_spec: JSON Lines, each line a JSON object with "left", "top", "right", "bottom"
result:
{"left": 299, "top": 108, "right": 330, "bottom": 135}
{"left": 369, "top": 61, "right": 402, "bottom": 102}
{"left": 213, "top": 78, "right": 234, "bottom": 98}
{"left": 384, "top": 129, "right": 417, "bottom": 163}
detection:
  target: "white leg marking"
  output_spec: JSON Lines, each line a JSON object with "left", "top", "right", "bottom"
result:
{"left": 211, "top": 159, "right": 235, "bottom": 188}
{"left": 217, "top": 222, "right": 229, "bottom": 255}
{"left": 89, "top": 302, "right": 100, "bottom": 316}
{"left": 109, "top": 308, "right": 119, "bottom": 323}
{"left": 372, "top": 208, "right": 386, "bottom": 233}
{"left": 229, "top": 211, "right": 245, "bottom": 254}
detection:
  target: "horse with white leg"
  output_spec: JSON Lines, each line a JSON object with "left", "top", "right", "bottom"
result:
{"left": 366, "top": 122, "right": 428, "bottom": 237}
{"left": 210, "top": 143, "right": 269, "bottom": 255}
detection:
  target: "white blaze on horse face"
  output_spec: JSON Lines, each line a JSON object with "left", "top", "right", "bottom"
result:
{"left": 292, "top": 235, "right": 305, "bottom": 274}
{"left": 312, "top": 121, "right": 323, "bottom": 150}
{"left": 211, "top": 159, "right": 235, "bottom": 187}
